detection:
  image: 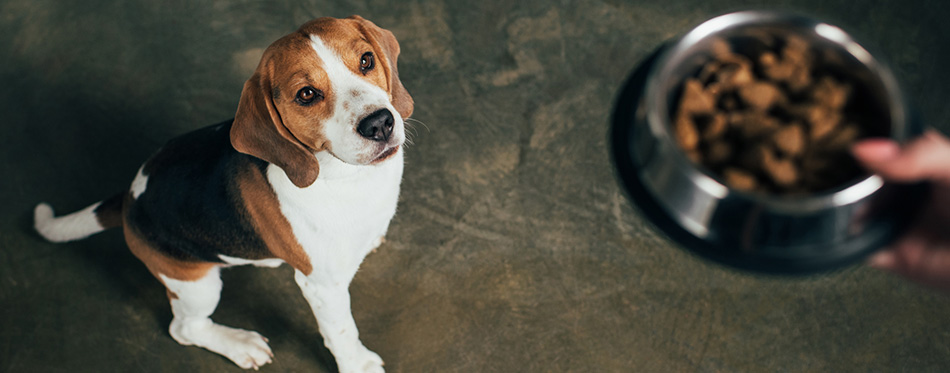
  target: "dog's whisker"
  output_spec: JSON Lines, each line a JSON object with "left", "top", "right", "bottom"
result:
{"left": 406, "top": 118, "right": 430, "bottom": 133}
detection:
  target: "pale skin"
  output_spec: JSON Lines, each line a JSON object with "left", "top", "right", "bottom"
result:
{"left": 852, "top": 130, "right": 950, "bottom": 291}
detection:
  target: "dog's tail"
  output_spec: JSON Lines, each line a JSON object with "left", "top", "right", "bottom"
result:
{"left": 34, "top": 193, "right": 125, "bottom": 243}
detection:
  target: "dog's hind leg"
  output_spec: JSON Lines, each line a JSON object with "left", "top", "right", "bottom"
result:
{"left": 162, "top": 266, "right": 274, "bottom": 370}
{"left": 123, "top": 224, "right": 273, "bottom": 370}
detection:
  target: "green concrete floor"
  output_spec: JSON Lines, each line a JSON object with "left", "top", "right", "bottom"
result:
{"left": 3, "top": 0, "right": 950, "bottom": 372}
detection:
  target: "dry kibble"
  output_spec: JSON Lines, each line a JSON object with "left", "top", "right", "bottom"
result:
{"left": 680, "top": 78, "right": 716, "bottom": 114}
{"left": 761, "top": 148, "right": 799, "bottom": 186}
{"left": 774, "top": 124, "right": 806, "bottom": 156}
{"left": 723, "top": 168, "right": 758, "bottom": 191}
{"left": 738, "top": 81, "right": 782, "bottom": 110}
{"left": 812, "top": 76, "right": 850, "bottom": 109}
{"left": 698, "top": 61, "right": 723, "bottom": 85}
{"left": 804, "top": 106, "right": 841, "bottom": 141}
{"left": 673, "top": 31, "right": 870, "bottom": 194}
{"left": 711, "top": 38, "right": 732, "bottom": 59}
{"left": 674, "top": 113, "right": 700, "bottom": 151}
{"left": 731, "top": 111, "right": 781, "bottom": 139}
{"left": 718, "top": 62, "right": 755, "bottom": 88}
{"left": 786, "top": 65, "right": 812, "bottom": 92}
{"left": 702, "top": 113, "right": 728, "bottom": 140}
{"left": 760, "top": 52, "right": 795, "bottom": 81}
{"left": 782, "top": 35, "right": 810, "bottom": 64}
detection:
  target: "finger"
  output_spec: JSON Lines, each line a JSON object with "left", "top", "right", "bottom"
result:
{"left": 852, "top": 139, "right": 900, "bottom": 164}
{"left": 852, "top": 130, "right": 950, "bottom": 183}
{"left": 867, "top": 249, "right": 897, "bottom": 271}
{"left": 887, "top": 233, "right": 950, "bottom": 290}
{"left": 868, "top": 230, "right": 925, "bottom": 273}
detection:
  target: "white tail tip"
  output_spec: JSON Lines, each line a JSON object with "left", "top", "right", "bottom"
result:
{"left": 34, "top": 202, "right": 105, "bottom": 243}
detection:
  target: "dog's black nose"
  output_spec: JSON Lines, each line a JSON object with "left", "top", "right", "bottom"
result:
{"left": 357, "top": 109, "right": 394, "bottom": 142}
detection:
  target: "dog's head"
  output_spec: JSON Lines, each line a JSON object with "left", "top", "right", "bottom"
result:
{"left": 231, "top": 16, "right": 413, "bottom": 188}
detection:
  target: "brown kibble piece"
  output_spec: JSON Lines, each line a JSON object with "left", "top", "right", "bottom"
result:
{"left": 738, "top": 81, "right": 783, "bottom": 110}
{"left": 698, "top": 61, "right": 723, "bottom": 85}
{"left": 804, "top": 106, "right": 841, "bottom": 141}
{"left": 680, "top": 78, "right": 716, "bottom": 114}
{"left": 761, "top": 148, "right": 799, "bottom": 187}
{"left": 731, "top": 111, "right": 781, "bottom": 139}
{"left": 782, "top": 35, "right": 810, "bottom": 65}
{"left": 674, "top": 113, "right": 700, "bottom": 151}
{"left": 759, "top": 52, "right": 794, "bottom": 81}
{"left": 723, "top": 168, "right": 758, "bottom": 191}
{"left": 786, "top": 65, "right": 812, "bottom": 93}
{"left": 717, "top": 62, "right": 755, "bottom": 88}
{"left": 702, "top": 113, "right": 728, "bottom": 141}
{"left": 774, "top": 124, "right": 806, "bottom": 156}
{"left": 812, "top": 76, "right": 850, "bottom": 109}
{"left": 711, "top": 38, "right": 732, "bottom": 59}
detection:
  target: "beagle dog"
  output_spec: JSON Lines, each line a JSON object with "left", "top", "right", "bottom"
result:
{"left": 33, "top": 16, "right": 412, "bottom": 372}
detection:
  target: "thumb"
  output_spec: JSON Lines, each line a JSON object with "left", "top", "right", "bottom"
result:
{"left": 852, "top": 130, "right": 950, "bottom": 183}
{"left": 872, "top": 235, "right": 950, "bottom": 292}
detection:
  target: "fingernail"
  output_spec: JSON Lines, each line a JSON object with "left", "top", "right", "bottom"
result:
{"left": 868, "top": 250, "right": 896, "bottom": 269}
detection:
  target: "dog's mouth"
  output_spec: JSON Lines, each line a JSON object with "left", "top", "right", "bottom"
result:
{"left": 371, "top": 145, "right": 400, "bottom": 164}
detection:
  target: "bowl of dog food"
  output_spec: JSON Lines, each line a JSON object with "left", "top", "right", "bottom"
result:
{"left": 611, "top": 10, "right": 929, "bottom": 274}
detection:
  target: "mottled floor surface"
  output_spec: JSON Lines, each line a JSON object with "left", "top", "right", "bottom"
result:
{"left": 3, "top": 1, "right": 950, "bottom": 372}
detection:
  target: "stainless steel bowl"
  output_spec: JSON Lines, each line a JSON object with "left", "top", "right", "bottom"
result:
{"left": 611, "top": 11, "right": 928, "bottom": 274}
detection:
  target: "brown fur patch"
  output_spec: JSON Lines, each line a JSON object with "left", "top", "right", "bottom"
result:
{"left": 231, "top": 28, "right": 335, "bottom": 188}
{"left": 236, "top": 166, "right": 314, "bottom": 275}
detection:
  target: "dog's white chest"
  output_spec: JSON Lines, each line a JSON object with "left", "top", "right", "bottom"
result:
{"left": 268, "top": 150, "right": 403, "bottom": 275}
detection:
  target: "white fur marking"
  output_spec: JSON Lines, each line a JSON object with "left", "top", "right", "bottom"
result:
{"left": 130, "top": 165, "right": 149, "bottom": 199}
{"left": 269, "top": 148, "right": 402, "bottom": 373}
{"left": 218, "top": 255, "right": 284, "bottom": 268}
{"left": 309, "top": 35, "right": 405, "bottom": 165}
{"left": 34, "top": 202, "right": 105, "bottom": 243}
{"left": 161, "top": 269, "right": 274, "bottom": 370}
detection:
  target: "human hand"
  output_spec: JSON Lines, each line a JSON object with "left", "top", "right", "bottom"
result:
{"left": 852, "top": 130, "right": 950, "bottom": 291}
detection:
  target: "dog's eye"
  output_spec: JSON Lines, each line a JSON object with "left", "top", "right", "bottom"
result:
{"left": 359, "top": 52, "right": 375, "bottom": 74}
{"left": 295, "top": 87, "right": 322, "bottom": 105}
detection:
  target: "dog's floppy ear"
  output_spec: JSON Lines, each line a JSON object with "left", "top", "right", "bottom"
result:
{"left": 350, "top": 15, "right": 414, "bottom": 119}
{"left": 231, "top": 65, "right": 319, "bottom": 188}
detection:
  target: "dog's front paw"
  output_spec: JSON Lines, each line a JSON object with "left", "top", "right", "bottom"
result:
{"left": 339, "top": 345, "right": 384, "bottom": 373}
{"left": 187, "top": 323, "right": 273, "bottom": 370}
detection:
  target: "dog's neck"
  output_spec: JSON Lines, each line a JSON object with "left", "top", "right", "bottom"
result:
{"left": 313, "top": 150, "right": 368, "bottom": 181}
